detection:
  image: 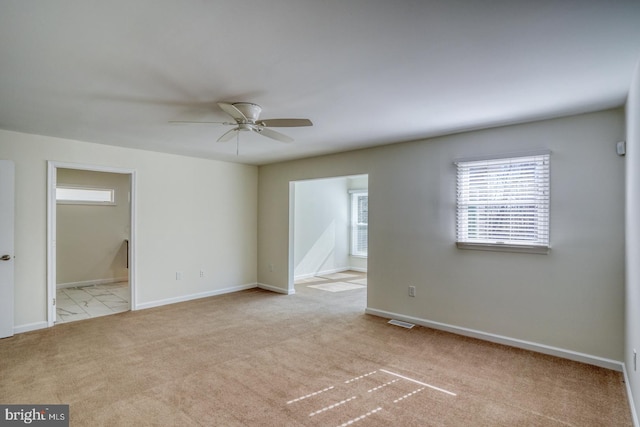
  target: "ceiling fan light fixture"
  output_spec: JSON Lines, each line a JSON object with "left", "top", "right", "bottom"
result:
{"left": 232, "top": 102, "right": 262, "bottom": 122}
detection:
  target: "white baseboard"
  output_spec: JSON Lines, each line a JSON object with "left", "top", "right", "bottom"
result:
{"left": 57, "top": 277, "right": 128, "bottom": 289}
{"left": 365, "top": 307, "right": 623, "bottom": 371}
{"left": 135, "top": 283, "right": 257, "bottom": 310}
{"left": 258, "top": 283, "right": 294, "bottom": 295}
{"left": 623, "top": 363, "right": 640, "bottom": 426}
{"left": 349, "top": 267, "right": 367, "bottom": 273}
{"left": 14, "top": 283, "right": 265, "bottom": 334}
{"left": 14, "top": 321, "right": 49, "bottom": 335}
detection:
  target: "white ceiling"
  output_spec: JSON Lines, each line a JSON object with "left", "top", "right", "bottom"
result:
{"left": 1, "top": 1, "right": 639, "bottom": 165}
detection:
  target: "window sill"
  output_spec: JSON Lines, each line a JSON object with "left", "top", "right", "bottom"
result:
{"left": 350, "top": 254, "right": 368, "bottom": 259}
{"left": 456, "top": 242, "right": 549, "bottom": 255}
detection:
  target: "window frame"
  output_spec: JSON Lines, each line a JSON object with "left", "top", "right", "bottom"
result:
{"left": 455, "top": 151, "right": 550, "bottom": 254}
{"left": 349, "top": 190, "right": 368, "bottom": 258}
{"left": 56, "top": 185, "right": 116, "bottom": 205}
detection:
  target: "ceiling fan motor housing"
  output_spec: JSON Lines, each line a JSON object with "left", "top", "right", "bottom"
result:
{"left": 232, "top": 102, "right": 262, "bottom": 122}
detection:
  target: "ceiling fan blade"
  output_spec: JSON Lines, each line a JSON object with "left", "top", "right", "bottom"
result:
{"left": 217, "top": 127, "right": 240, "bottom": 142}
{"left": 218, "top": 102, "right": 247, "bottom": 121}
{"left": 253, "top": 127, "right": 294, "bottom": 143}
{"left": 257, "top": 118, "right": 313, "bottom": 127}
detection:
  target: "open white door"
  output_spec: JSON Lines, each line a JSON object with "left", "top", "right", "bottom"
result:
{"left": 0, "top": 160, "right": 15, "bottom": 338}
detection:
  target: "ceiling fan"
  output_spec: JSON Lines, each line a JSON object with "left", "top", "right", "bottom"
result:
{"left": 170, "top": 102, "right": 313, "bottom": 143}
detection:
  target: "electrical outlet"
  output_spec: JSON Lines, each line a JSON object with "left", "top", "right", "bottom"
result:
{"left": 176, "top": 271, "right": 182, "bottom": 280}
{"left": 408, "top": 286, "right": 416, "bottom": 297}
{"left": 200, "top": 270, "right": 204, "bottom": 278}
{"left": 269, "top": 263, "right": 275, "bottom": 272}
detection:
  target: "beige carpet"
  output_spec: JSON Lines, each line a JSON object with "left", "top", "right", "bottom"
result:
{"left": 0, "top": 276, "right": 632, "bottom": 426}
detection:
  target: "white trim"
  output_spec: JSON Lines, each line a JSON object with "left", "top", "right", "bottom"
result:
{"left": 258, "top": 283, "right": 294, "bottom": 295}
{"left": 47, "top": 161, "right": 137, "bottom": 327}
{"left": 14, "top": 321, "right": 48, "bottom": 334}
{"left": 0, "top": 161, "right": 15, "bottom": 339}
{"left": 56, "top": 277, "right": 128, "bottom": 289}
{"left": 288, "top": 181, "right": 296, "bottom": 294}
{"left": 349, "top": 266, "right": 367, "bottom": 273}
{"left": 623, "top": 363, "right": 640, "bottom": 427}
{"left": 456, "top": 242, "right": 550, "bottom": 255}
{"left": 454, "top": 148, "right": 552, "bottom": 164}
{"left": 135, "top": 283, "right": 258, "bottom": 310}
{"left": 129, "top": 171, "right": 137, "bottom": 310}
{"left": 365, "top": 307, "right": 623, "bottom": 371}
{"left": 46, "top": 162, "right": 56, "bottom": 327}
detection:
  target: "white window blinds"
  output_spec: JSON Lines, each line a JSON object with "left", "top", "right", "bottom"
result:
{"left": 350, "top": 192, "right": 368, "bottom": 257}
{"left": 456, "top": 153, "right": 550, "bottom": 251}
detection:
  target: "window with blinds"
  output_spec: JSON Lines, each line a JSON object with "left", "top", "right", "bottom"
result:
{"left": 350, "top": 191, "right": 368, "bottom": 257}
{"left": 56, "top": 186, "right": 115, "bottom": 205}
{"left": 455, "top": 153, "right": 550, "bottom": 253}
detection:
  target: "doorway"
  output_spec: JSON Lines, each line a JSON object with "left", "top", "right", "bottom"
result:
{"left": 0, "top": 160, "right": 14, "bottom": 338}
{"left": 47, "top": 162, "right": 136, "bottom": 326}
{"left": 289, "top": 174, "right": 368, "bottom": 297}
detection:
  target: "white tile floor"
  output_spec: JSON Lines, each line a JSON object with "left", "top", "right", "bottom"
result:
{"left": 295, "top": 270, "right": 367, "bottom": 292}
{"left": 56, "top": 282, "right": 129, "bottom": 323}
{"left": 307, "top": 282, "right": 365, "bottom": 292}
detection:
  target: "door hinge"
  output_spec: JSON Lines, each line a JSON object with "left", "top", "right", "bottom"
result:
{"left": 53, "top": 298, "right": 56, "bottom": 306}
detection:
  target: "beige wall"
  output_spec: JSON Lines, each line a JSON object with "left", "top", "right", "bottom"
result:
{"left": 0, "top": 129, "right": 258, "bottom": 330}
{"left": 0, "top": 108, "right": 626, "bottom": 366}
{"left": 56, "top": 168, "right": 130, "bottom": 286}
{"left": 626, "top": 59, "right": 640, "bottom": 419}
{"left": 258, "top": 109, "right": 625, "bottom": 361}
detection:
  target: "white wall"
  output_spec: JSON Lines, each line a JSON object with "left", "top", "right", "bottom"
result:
{"left": 0, "top": 129, "right": 258, "bottom": 331}
{"left": 56, "top": 169, "right": 130, "bottom": 286}
{"left": 625, "top": 59, "right": 640, "bottom": 420}
{"left": 258, "top": 109, "right": 625, "bottom": 362}
{"left": 294, "top": 177, "right": 349, "bottom": 279}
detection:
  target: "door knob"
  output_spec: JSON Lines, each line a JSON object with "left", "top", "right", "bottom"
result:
{"left": 1, "top": 255, "right": 11, "bottom": 261}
